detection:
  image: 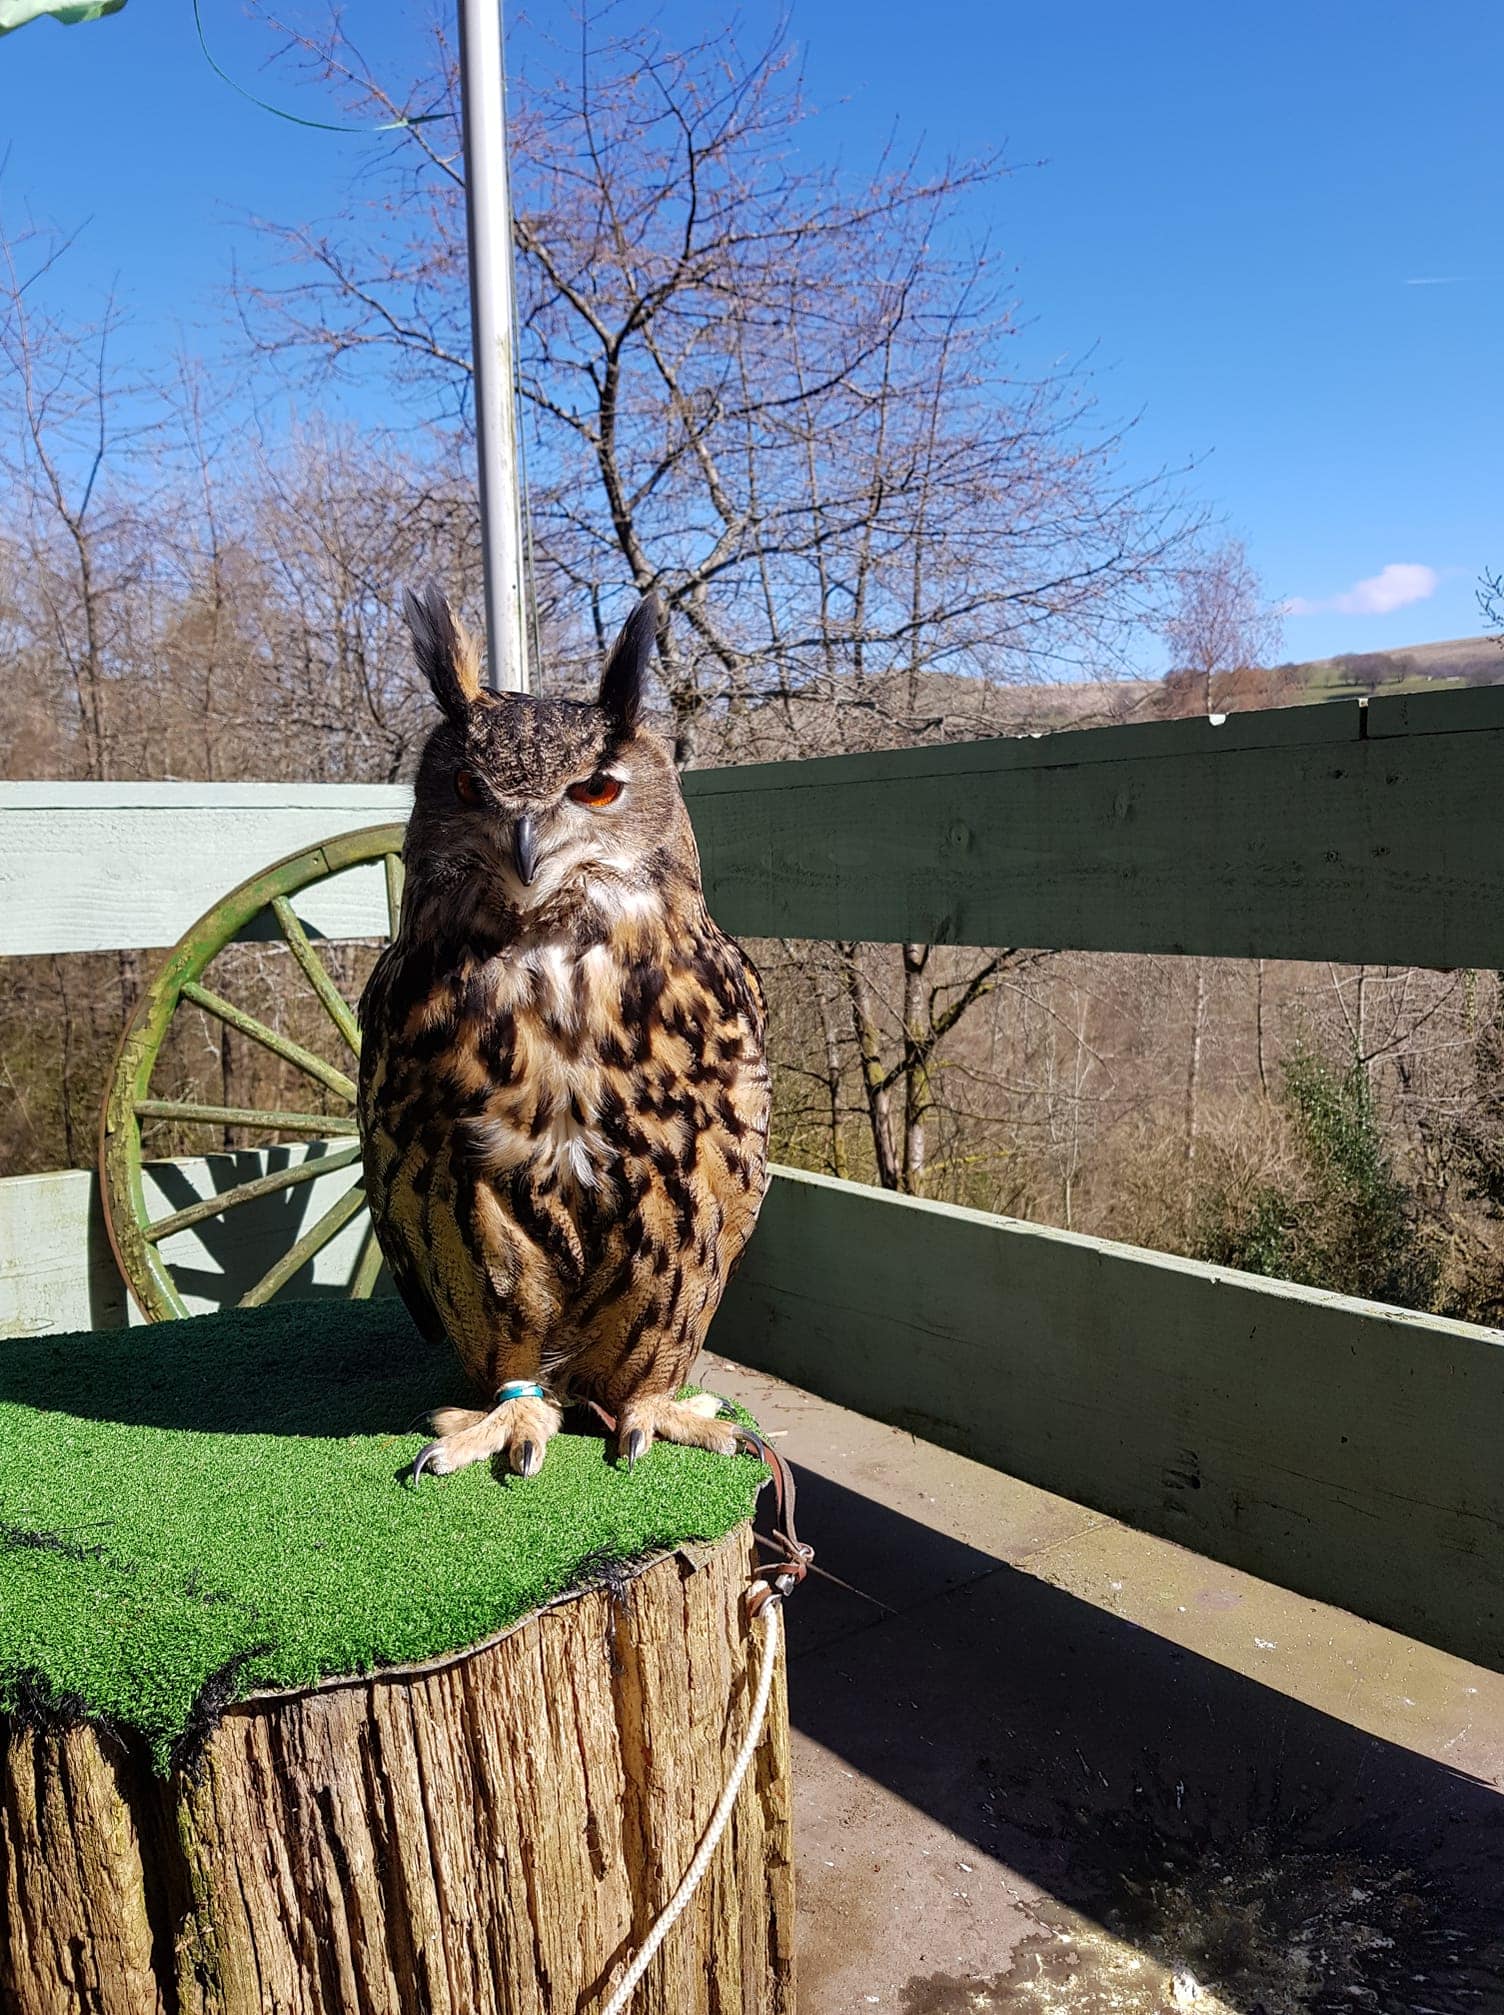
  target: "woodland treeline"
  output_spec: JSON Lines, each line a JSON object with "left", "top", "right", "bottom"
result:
{"left": 2, "top": 12, "right": 1501, "bottom": 1323}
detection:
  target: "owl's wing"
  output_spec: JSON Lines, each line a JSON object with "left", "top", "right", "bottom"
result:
{"left": 359, "top": 946, "right": 450, "bottom": 1356}
{"left": 705, "top": 925, "right": 768, "bottom": 1044}
{"left": 370, "top": 1209, "right": 449, "bottom": 1354}
{"left": 361, "top": 1117, "right": 450, "bottom": 1355}
{"left": 695, "top": 925, "right": 773, "bottom": 1262}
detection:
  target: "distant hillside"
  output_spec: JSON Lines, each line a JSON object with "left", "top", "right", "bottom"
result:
{"left": 1012, "top": 635, "right": 1504, "bottom": 736}
{"left": 712, "top": 632, "right": 1504, "bottom": 762}
{"left": 1118, "top": 633, "right": 1504, "bottom": 725}
{"left": 922, "top": 634, "right": 1504, "bottom": 737}
{"left": 1281, "top": 634, "right": 1504, "bottom": 697}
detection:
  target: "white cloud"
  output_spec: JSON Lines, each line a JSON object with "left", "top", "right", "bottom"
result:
{"left": 1283, "top": 563, "right": 1438, "bottom": 619}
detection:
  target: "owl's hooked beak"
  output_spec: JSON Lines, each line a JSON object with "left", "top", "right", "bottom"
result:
{"left": 512, "top": 813, "right": 541, "bottom": 887}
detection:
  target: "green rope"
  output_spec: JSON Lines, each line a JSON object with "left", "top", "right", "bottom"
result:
{"left": 192, "top": 0, "right": 447, "bottom": 135}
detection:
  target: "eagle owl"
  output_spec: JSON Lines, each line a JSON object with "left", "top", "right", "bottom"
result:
{"left": 358, "top": 589, "right": 769, "bottom": 1480}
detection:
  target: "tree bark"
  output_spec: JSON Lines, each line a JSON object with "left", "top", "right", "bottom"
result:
{"left": 1184, "top": 958, "right": 1209, "bottom": 1231}
{"left": 814, "top": 972, "right": 848, "bottom": 1180}
{"left": 839, "top": 943, "right": 899, "bottom": 1189}
{"left": 900, "top": 943, "right": 930, "bottom": 1192}
{"left": 0, "top": 1531, "right": 794, "bottom": 2015}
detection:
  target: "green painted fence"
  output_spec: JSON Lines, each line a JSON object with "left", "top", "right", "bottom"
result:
{"left": 715, "top": 1167, "right": 1504, "bottom": 1675}
{"left": 686, "top": 686, "right": 1504, "bottom": 965}
{"left": 6, "top": 686, "right": 1504, "bottom": 962}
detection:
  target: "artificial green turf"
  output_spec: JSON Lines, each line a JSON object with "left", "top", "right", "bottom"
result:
{"left": 0, "top": 1298, "right": 765, "bottom": 1773}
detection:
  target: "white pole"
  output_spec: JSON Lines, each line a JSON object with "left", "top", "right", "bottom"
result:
{"left": 457, "top": 0, "right": 530, "bottom": 693}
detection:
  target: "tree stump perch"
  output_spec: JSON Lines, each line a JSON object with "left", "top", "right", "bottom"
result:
{"left": 1, "top": 1530, "right": 794, "bottom": 2014}
{"left": 0, "top": 1299, "right": 795, "bottom": 2013}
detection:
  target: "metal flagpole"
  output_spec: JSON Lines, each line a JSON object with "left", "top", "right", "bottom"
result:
{"left": 457, "top": 0, "right": 530, "bottom": 693}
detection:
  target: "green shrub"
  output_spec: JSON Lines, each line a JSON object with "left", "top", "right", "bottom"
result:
{"left": 1194, "top": 1048, "right": 1440, "bottom": 1313}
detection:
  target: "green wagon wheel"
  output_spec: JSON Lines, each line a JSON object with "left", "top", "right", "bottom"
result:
{"left": 99, "top": 825, "right": 407, "bottom": 1322}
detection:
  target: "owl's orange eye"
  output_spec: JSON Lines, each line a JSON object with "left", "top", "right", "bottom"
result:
{"left": 566, "top": 773, "right": 624, "bottom": 808}
{"left": 454, "top": 768, "right": 484, "bottom": 806}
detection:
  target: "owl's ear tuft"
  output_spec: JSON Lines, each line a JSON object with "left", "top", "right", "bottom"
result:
{"left": 599, "top": 592, "right": 660, "bottom": 732}
{"left": 404, "top": 584, "right": 484, "bottom": 720}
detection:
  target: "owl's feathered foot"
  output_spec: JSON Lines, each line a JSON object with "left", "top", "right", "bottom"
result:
{"left": 410, "top": 1394, "right": 563, "bottom": 1482}
{"left": 616, "top": 1390, "right": 736, "bottom": 1466}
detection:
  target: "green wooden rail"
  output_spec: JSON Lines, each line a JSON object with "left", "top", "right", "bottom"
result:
{"left": 717, "top": 1169, "right": 1504, "bottom": 1676}
{"left": 5, "top": 686, "right": 1502, "bottom": 962}
{"left": 686, "top": 685, "right": 1504, "bottom": 964}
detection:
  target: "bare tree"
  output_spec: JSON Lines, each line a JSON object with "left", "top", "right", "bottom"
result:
{"left": 241, "top": 11, "right": 1199, "bottom": 763}
{"left": 228, "top": 10, "right": 1208, "bottom": 1202}
{"left": 1156, "top": 542, "right": 1283, "bottom": 1187}
{"left": 1160, "top": 537, "right": 1284, "bottom": 719}
{"left": 0, "top": 220, "right": 164, "bottom": 781}
{"left": 1480, "top": 565, "right": 1504, "bottom": 642}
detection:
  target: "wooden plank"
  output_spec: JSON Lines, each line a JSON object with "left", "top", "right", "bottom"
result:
{"left": 686, "top": 690, "right": 1365, "bottom": 799}
{"left": 0, "top": 1170, "right": 128, "bottom": 1339}
{"left": 684, "top": 696, "right": 1504, "bottom": 966}
{"left": 0, "top": 1149, "right": 371, "bottom": 1337}
{"left": 0, "top": 784, "right": 411, "bottom": 955}
{"left": 714, "top": 1167, "right": 1504, "bottom": 1675}
{"left": 5, "top": 684, "right": 1502, "bottom": 964}
{"left": 1367, "top": 682, "right": 1504, "bottom": 738}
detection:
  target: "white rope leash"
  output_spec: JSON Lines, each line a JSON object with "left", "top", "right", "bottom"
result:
{"left": 600, "top": 1588, "right": 783, "bottom": 2015}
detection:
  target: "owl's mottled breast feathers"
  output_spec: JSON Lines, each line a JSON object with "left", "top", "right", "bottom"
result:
{"left": 360, "top": 892, "right": 767, "bottom": 1404}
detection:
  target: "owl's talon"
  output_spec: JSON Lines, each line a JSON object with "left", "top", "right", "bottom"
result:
{"left": 617, "top": 1395, "right": 738, "bottom": 1459}
{"left": 410, "top": 1441, "right": 442, "bottom": 1483}
{"left": 407, "top": 1393, "right": 560, "bottom": 1484}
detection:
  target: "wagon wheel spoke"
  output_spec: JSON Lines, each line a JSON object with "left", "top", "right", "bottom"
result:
{"left": 101, "top": 823, "right": 404, "bottom": 1323}
{"left": 180, "top": 980, "right": 356, "bottom": 1104}
{"left": 133, "top": 1099, "right": 359, "bottom": 1137}
{"left": 348, "top": 1220, "right": 385, "bottom": 1299}
{"left": 239, "top": 1183, "right": 369, "bottom": 1309}
{"left": 272, "top": 895, "right": 361, "bottom": 1058}
{"left": 384, "top": 850, "right": 405, "bottom": 936}
{"left": 145, "top": 1141, "right": 364, "bottom": 1245}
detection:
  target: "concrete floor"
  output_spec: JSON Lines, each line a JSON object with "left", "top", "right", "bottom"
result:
{"left": 709, "top": 1356, "right": 1504, "bottom": 2015}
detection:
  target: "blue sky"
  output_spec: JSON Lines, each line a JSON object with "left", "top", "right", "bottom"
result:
{"left": 3, "top": 0, "right": 1500, "bottom": 664}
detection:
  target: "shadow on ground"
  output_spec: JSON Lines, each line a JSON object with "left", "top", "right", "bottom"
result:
{"left": 784, "top": 1465, "right": 1504, "bottom": 2015}
{"left": 0, "top": 1297, "right": 689, "bottom": 1470}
